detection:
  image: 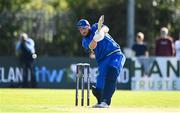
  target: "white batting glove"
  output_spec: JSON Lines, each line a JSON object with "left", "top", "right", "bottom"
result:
{"left": 102, "top": 26, "right": 109, "bottom": 33}
{"left": 93, "top": 30, "right": 105, "bottom": 42}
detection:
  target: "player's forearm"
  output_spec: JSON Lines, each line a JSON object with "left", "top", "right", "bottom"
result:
{"left": 89, "top": 40, "right": 97, "bottom": 49}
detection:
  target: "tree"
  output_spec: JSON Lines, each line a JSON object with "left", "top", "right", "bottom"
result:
{"left": 0, "top": 0, "right": 179, "bottom": 56}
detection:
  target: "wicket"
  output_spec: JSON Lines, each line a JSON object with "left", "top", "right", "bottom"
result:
{"left": 75, "top": 63, "right": 90, "bottom": 106}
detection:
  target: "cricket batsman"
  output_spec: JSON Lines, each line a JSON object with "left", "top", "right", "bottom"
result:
{"left": 76, "top": 16, "right": 126, "bottom": 108}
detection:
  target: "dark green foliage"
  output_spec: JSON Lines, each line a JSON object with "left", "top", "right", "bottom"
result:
{"left": 0, "top": 0, "right": 179, "bottom": 56}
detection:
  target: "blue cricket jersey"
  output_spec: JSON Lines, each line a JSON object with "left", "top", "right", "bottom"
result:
{"left": 82, "top": 23, "right": 121, "bottom": 63}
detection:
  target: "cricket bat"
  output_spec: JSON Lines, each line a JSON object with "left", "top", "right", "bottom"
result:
{"left": 98, "top": 15, "right": 104, "bottom": 32}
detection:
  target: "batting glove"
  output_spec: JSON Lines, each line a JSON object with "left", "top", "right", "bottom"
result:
{"left": 93, "top": 30, "right": 105, "bottom": 42}
{"left": 102, "top": 26, "right": 109, "bottom": 33}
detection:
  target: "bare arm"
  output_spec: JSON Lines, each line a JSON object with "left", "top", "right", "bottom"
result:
{"left": 172, "top": 42, "right": 175, "bottom": 56}
{"left": 89, "top": 40, "right": 97, "bottom": 49}
{"left": 145, "top": 51, "right": 149, "bottom": 57}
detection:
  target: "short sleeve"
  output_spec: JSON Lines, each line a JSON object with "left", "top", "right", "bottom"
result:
{"left": 144, "top": 44, "right": 148, "bottom": 51}
{"left": 16, "top": 41, "right": 21, "bottom": 51}
{"left": 91, "top": 23, "right": 98, "bottom": 32}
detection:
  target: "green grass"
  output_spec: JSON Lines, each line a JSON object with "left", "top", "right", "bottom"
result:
{"left": 0, "top": 89, "right": 180, "bottom": 112}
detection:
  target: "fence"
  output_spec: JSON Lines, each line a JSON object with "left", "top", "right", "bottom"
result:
{"left": 0, "top": 56, "right": 179, "bottom": 90}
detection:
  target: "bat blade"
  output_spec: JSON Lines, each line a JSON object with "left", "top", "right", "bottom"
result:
{"left": 98, "top": 15, "right": 104, "bottom": 32}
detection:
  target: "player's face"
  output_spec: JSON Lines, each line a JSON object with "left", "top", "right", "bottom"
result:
{"left": 79, "top": 27, "right": 89, "bottom": 37}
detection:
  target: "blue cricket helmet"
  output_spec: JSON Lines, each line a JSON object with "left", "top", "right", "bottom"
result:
{"left": 76, "top": 19, "right": 90, "bottom": 29}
